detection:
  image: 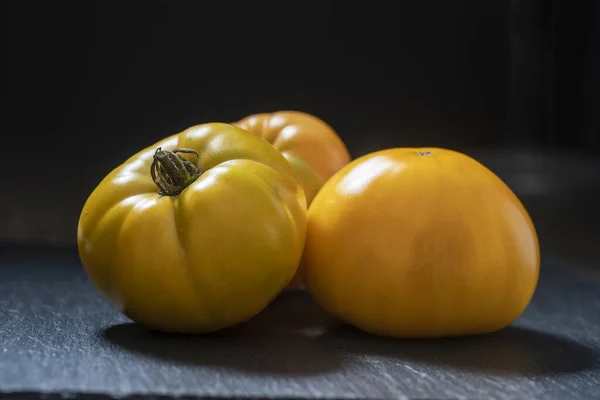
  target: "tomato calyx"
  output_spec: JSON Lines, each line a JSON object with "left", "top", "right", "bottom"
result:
{"left": 150, "top": 147, "right": 201, "bottom": 196}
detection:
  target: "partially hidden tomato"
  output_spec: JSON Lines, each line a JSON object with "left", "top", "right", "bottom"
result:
{"left": 233, "top": 110, "right": 351, "bottom": 205}
{"left": 303, "top": 147, "right": 540, "bottom": 339}
{"left": 233, "top": 110, "right": 351, "bottom": 289}
{"left": 77, "top": 123, "right": 307, "bottom": 334}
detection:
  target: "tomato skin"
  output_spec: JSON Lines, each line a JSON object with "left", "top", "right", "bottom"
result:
{"left": 233, "top": 110, "right": 351, "bottom": 205}
{"left": 233, "top": 111, "right": 351, "bottom": 290}
{"left": 303, "top": 148, "right": 540, "bottom": 339}
{"left": 77, "top": 123, "right": 307, "bottom": 334}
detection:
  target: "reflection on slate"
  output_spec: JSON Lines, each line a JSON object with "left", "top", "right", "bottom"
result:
{"left": 0, "top": 248, "right": 599, "bottom": 399}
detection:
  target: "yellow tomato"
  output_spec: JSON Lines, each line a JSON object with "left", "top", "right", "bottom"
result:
{"left": 303, "top": 148, "right": 540, "bottom": 339}
{"left": 77, "top": 123, "right": 307, "bottom": 334}
{"left": 232, "top": 110, "right": 351, "bottom": 205}
{"left": 233, "top": 110, "right": 351, "bottom": 289}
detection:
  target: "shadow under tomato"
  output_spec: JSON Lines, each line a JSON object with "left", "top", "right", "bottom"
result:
{"left": 101, "top": 291, "right": 342, "bottom": 376}
{"left": 101, "top": 290, "right": 599, "bottom": 378}
{"left": 316, "top": 322, "right": 599, "bottom": 377}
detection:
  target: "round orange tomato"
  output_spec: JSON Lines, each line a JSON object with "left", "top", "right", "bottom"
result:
{"left": 233, "top": 110, "right": 351, "bottom": 289}
{"left": 303, "top": 147, "right": 540, "bottom": 339}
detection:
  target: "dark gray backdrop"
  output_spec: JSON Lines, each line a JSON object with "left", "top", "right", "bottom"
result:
{"left": 4, "top": 0, "right": 599, "bottom": 249}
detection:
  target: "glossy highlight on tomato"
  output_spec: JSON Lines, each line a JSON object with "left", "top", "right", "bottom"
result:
{"left": 303, "top": 147, "right": 540, "bottom": 339}
{"left": 77, "top": 123, "right": 307, "bottom": 334}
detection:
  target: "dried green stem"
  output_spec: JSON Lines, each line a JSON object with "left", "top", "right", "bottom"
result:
{"left": 150, "top": 147, "right": 201, "bottom": 196}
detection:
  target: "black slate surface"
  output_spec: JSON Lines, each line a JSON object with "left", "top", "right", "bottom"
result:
{"left": 1, "top": 247, "right": 599, "bottom": 400}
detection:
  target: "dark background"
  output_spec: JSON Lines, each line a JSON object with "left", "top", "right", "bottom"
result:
{"left": 3, "top": 0, "right": 599, "bottom": 260}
